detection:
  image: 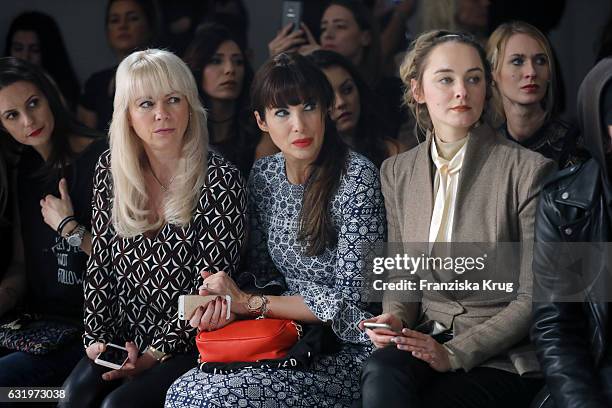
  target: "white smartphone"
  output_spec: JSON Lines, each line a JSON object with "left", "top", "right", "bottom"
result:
{"left": 178, "top": 294, "right": 232, "bottom": 320}
{"left": 94, "top": 343, "right": 129, "bottom": 370}
{"left": 363, "top": 322, "right": 393, "bottom": 330}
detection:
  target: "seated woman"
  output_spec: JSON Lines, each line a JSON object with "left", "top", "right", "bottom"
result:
{"left": 486, "top": 21, "right": 583, "bottom": 168}
{"left": 308, "top": 49, "right": 404, "bottom": 167}
{"left": 359, "top": 31, "right": 555, "bottom": 407}
{"left": 0, "top": 57, "right": 105, "bottom": 386}
{"left": 531, "top": 58, "right": 612, "bottom": 407}
{"left": 183, "top": 23, "right": 276, "bottom": 178}
{"left": 4, "top": 11, "right": 80, "bottom": 110}
{"left": 165, "top": 52, "right": 386, "bottom": 407}
{"left": 59, "top": 49, "right": 246, "bottom": 408}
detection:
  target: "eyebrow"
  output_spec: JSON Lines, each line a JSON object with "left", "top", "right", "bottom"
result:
{"left": 213, "top": 52, "right": 243, "bottom": 57}
{"left": 509, "top": 53, "right": 547, "bottom": 58}
{"left": 322, "top": 18, "right": 348, "bottom": 24}
{"left": 433, "top": 67, "right": 483, "bottom": 74}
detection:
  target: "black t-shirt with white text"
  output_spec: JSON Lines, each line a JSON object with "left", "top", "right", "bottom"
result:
{"left": 17, "top": 139, "right": 107, "bottom": 322}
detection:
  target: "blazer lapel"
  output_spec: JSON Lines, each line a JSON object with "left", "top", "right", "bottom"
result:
{"left": 405, "top": 132, "right": 434, "bottom": 242}
{"left": 452, "top": 123, "right": 496, "bottom": 241}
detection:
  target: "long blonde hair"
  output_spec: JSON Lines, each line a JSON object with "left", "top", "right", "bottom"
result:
{"left": 486, "top": 21, "right": 557, "bottom": 125}
{"left": 109, "top": 49, "right": 208, "bottom": 237}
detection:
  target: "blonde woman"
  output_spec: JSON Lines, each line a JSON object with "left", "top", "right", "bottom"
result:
{"left": 487, "top": 21, "right": 583, "bottom": 168}
{"left": 59, "top": 49, "right": 246, "bottom": 408}
{"left": 359, "top": 31, "right": 554, "bottom": 407}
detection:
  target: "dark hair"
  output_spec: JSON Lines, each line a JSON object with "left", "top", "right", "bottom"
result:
{"left": 400, "top": 30, "right": 492, "bottom": 132}
{"left": 324, "top": 0, "right": 382, "bottom": 86}
{"left": 308, "top": 49, "right": 393, "bottom": 167}
{"left": 251, "top": 53, "right": 349, "bottom": 256}
{"left": 105, "top": 0, "right": 161, "bottom": 47}
{"left": 201, "top": 0, "right": 250, "bottom": 50}
{"left": 0, "top": 57, "right": 100, "bottom": 176}
{"left": 4, "top": 11, "right": 80, "bottom": 110}
{"left": 183, "top": 23, "right": 256, "bottom": 176}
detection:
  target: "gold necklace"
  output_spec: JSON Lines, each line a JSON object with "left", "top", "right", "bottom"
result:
{"left": 149, "top": 163, "right": 175, "bottom": 192}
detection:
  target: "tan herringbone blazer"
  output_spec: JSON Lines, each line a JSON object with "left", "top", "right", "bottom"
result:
{"left": 380, "top": 123, "right": 555, "bottom": 375}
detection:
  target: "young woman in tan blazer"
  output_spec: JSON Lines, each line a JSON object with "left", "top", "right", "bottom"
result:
{"left": 358, "top": 30, "right": 556, "bottom": 407}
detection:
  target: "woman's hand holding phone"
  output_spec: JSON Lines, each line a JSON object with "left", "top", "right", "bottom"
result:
{"left": 359, "top": 313, "right": 403, "bottom": 348}
{"left": 189, "top": 295, "right": 236, "bottom": 332}
{"left": 268, "top": 23, "right": 319, "bottom": 57}
{"left": 87, "top": 341, "right": 158, "bottom": 380}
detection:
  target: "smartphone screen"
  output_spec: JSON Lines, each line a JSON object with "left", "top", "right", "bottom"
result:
{"left": 96, "top": 344, "right": 129, "bottom": 368}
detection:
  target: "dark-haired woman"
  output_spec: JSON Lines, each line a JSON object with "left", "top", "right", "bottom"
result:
{"left": 78, "top": 0, "right": 159, "bottom": 132}
{"left": 309, "top": 49, "right": 403, "bottom": 167}
{"left": 0, "top": 57, "right": 105, "bottom": 386}
{"left": 184, "top": 23, "right": 275, "bottom": 177}
{"left": 165, "top": 52, "right": 386, "bottom": 407}
{"left": 4, "top": 11, "right": 80, "bottom": 111}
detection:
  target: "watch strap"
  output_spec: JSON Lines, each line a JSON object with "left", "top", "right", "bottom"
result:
{"left": 145, "top": 345, "right": 166, "bottom": 361}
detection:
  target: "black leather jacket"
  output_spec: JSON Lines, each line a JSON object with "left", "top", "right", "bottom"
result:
{"left": 531, "top": 158, "right": 610, "bottom": 408}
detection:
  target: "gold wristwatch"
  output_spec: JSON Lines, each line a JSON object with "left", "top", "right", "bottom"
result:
{"left": 146, "top": 345, "right": 169, "bottom": 362}
{"left": 246, "top": 294, "right": 269, "bottom": 318}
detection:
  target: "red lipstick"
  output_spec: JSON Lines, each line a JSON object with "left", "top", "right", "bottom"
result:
{"left": 28, "top": 127, "right": 44, "bottom": 137}
{"left": 292, "top": 138, "right": 313, "bottom": 148}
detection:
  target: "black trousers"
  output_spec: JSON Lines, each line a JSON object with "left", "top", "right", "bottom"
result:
{"left": 360, "top": 346, "right": 542, "bottom": 408}
{"left": 58, "top": 353, "right": 197, "bottom": 408}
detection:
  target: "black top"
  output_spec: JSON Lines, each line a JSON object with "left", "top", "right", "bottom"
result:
{"left": 500, "top": 117, "right": 584, "bottom": 169}
{"left": 17, "top": 138, "right": 107, "bottom": 322}
{"left": 80, "top": 67, "right": 116, "bottom": 132}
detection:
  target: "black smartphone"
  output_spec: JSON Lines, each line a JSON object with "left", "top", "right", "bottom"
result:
{"left": 281, "top": 1, "right": 302, "bottom": 32}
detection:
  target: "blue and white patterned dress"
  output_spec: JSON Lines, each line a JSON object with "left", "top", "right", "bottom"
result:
{"left": 165, "top": 151, "right": 386, "bottom": 407}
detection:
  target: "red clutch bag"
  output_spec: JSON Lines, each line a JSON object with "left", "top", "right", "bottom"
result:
{"left": 196, "top": 318, "right": 301, "bottom": 363}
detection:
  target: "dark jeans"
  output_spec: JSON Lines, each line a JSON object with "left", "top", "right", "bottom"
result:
{"left": 360, "top": 346, "right": 542, "bottom": 408}
{"left": 0, "top": 338, "right": 84, "bottom": 386}
{"left": 59, "top": 352, "right": 197, "bottom": 408}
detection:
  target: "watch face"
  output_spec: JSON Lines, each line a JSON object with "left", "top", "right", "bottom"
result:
{"left": 66, "top": 225, "right": 85, "bottom": 247}
{"left": 67, "top": 234, "right": 82, "bottom": 247}
{"left": 248, "top": 295, "right": 263, "bottom": 310}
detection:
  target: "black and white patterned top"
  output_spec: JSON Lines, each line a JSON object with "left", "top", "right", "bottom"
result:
{"left": 243, "top": 151, "right": 386, "bottom": 344}
{"left": 83, "top": 150, "right": 246, "bottom": 354}
{"left": 165, "top": 151, "right": 386, "bottom": 407}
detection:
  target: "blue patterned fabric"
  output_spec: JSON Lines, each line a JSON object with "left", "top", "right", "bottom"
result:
{"left": 165, "top": 151, "right": 386, "bottom": 407}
